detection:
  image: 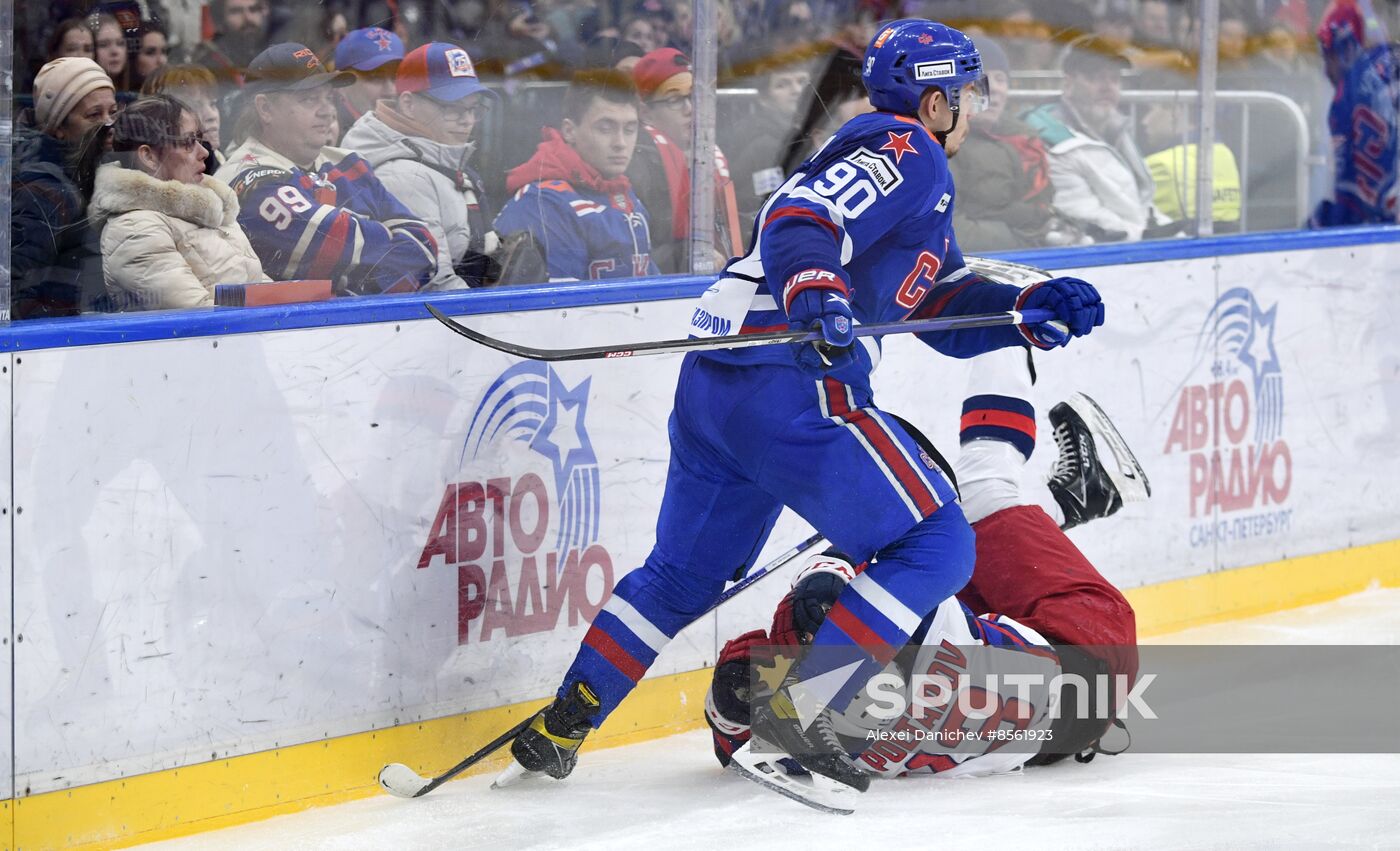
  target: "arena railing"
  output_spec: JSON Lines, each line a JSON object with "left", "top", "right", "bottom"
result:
{"left": 1008, "top": 88, "right": 1315, "bottom": 233}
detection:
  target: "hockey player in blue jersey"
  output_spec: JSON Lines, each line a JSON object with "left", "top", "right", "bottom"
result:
{"left": 502, "top": 19, "right": 1106, "bottom": 796}
{"left": 1311, "top": 0, "right": 1399, "bottom": 227}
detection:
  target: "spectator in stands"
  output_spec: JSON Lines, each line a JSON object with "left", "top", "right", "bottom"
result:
{"left": 318, "top": 6, "right": 351, "bottom": 58}
{"left": 192, "top": 0, "right": 271, "bottom": 87}
{"left": 90, "top": 13, "right": 131, "bottom": 90}
{"left": 1129, "top": 0, "right": 1192, "bottom": 77}
{"left": 991, "top": 0, "right": 1057, "bottom": 74}
{"left": 494, "top": 69, "right": 659, "bottom": 283}
{"left": 583, "top": 35, "right": 646, "bottom": 73}
{"left": 1310, "top": 0, "right": 1398, "bottom": 226}
{"left": 1217, "top": 7, "right": 1252, "bottom": 70}
{"left": 627, "top": 48, "right": 742, "bottom": 272}
{"left": 544, "top": 0, "right": 604, "bottom": 57}
{"left": 11, "top": 57, "right": 119, "bottom": 319}
{"left": 727, "top": 62, "right": 811, "bottom": 230}
{"left": 1139, "top": 98, "right": 1242, "bottom": 233}
{"left": 634, "top": 1, "right": 676, "bottom": 49}
{"left": 132, "top": 22, "right": 170, "bottom": 89}
{"left": 47, "top": 18, "right": 95, "bottom": 61}
{"left": 667, "top": 0, "right": 693, "bottom": 52}
{"left": 1093, "top": 7, "right": 1136, "bottom": 49}
{"left": 491, "top": 3, "right": 568, "bottom": 80}
{"left": 216, "top": 43, "right": 440, "bottom": 295}
{"left": 1022, "top": 35, "right": 1162, "bottom": 242}
{"left": 778, "top": 8, "right": 875, "bottom": 176}
{"left": 143, "top": 64, "right": 226, "bottom": 159}
{"left": 619, "top": 13, "right": 663, "bottom": 53}
{"left": 333, "top": 27, "right": 404, "bottom": 145}
{"left": 947, "top": 38, "right": 1069, "bottom": 252}
{"left": 78, "top": 94, "right": 269, "bottom": 310}
{"left": 342, "top": 42, "right": 500, "bottom": 289}
{"left": 1135, "top": 0, "right": 1177, "bottom": 48}
{"left": 770, "top": 0, "right": 820, "bottom": 47}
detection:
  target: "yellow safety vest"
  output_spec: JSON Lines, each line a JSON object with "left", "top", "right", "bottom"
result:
{"left": 1145, "top": 142, "right": 1242, "bottom": 223}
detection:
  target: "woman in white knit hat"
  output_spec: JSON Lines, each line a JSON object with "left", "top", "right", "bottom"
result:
{"left": 76, "top": 94, "right": 269, "bottom": 311}
{"left": 32, "top": 56, "right": 118, "bottom": 141}
{"left": 11, "top": 57, "right": 118, "bottom": 319}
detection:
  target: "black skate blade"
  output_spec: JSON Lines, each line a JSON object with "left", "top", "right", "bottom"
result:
{"left": 727, "top": 744, "right": 859, "bottom": 815}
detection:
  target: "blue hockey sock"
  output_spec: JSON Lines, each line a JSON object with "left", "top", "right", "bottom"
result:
{"left": 560, "top": 554, "right": 723, "bottom": 725}
{"left": 794, "top": 502, "right": 975, "bottom": 713}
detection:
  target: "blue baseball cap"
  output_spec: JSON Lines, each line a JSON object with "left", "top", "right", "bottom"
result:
{"left": 335, "top": 27, "right": 405, "bottom": 72}
{"left": 396, "top": 42, "right": 496, "bottom": 102}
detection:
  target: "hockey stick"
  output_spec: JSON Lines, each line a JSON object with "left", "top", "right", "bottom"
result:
{"left": 377, "top": 531, "right": 826, "bottom": 799}
{"left": 707, "top": 531, "right": 826, "bottom": 613}
{"left": 425, "top": 304, "right": 1056, "bottom": 362}
{"left": 378, "top": 712, "right": 539, "bottom": 798}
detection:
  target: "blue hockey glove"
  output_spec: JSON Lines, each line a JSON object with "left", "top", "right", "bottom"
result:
{"left": 790, "top": 571, "right": 846, "bottom": 638}
{"left": 1016, "top": 277, "right": 1105, "bottom": 348}
{"left": 782, "top": 267, "right": 856, "bottom": 377}
{"left": 769, "top": 549, "right": 858, "bottom": 645}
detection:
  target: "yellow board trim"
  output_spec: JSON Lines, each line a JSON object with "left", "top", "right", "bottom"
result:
{"left": 12, "top": 538, "right": 1400, "bottom": 850}
{"left": 1128, "top": 537, "right": 1400, "bottom": 637}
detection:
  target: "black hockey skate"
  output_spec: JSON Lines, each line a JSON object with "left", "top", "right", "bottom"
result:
{"left": 497, "top": 681, "right": 600, "bottom": 786}
{"left": 1047, "top": 393, "right": 1151, "bottom": 530}
{"left": 729, "top": 672, "right": 870, "bottom": 814}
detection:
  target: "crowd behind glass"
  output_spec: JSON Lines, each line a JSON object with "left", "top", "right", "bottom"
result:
{"left": 8, "top": 0, "right": 1398, "bottom": 320}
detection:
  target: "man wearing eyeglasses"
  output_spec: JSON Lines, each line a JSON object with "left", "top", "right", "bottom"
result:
{"left": 341, "top": 42, "right": 500, "bottom": 289}
{"left": 627, "top": 48, "right": 743, "bottom": 274}
{"left": 215, "top": 43, "right": 440, "bottom": 295}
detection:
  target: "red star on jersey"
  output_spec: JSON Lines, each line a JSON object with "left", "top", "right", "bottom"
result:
{"left": 880, "top": 130, "right": 920, "bottom": 165}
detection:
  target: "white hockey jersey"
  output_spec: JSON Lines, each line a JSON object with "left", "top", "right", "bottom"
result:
{"left": 837, "top": 597, "right": 1058, "bottom": 779}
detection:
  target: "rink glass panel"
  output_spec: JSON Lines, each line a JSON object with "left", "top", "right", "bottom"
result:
{"left": 5, "top": 0, "right": 1380, "bottom": 322}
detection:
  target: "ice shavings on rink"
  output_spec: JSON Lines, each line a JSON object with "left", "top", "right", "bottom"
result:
{"left": 143, "top": 588, "right": 1400, "bottom": 851}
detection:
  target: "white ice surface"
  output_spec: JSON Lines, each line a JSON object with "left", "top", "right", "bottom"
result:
{"left": 144, "top": 588, "right": 1400, "bottom": 851}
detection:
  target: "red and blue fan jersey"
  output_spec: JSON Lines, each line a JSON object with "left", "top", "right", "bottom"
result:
{"left": 1314, "top": 43, "right": 1400, "bottom": 226}
{"left": 216, "top": 139, "right": 438, "bottom": 295}
{"left": 493, "top": 180, "right": 659, "bottom": 282}
{"left": 689, "top": 111, "right": 1036, "bottom": 387}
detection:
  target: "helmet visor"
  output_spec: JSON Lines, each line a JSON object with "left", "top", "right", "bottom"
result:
{"left": 951, "top": 75, "right": 990, "bottom": 114}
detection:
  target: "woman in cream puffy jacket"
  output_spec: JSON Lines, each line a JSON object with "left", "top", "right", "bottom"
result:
{"left": 80, "top": 94, "right": 267, "bottom": 310}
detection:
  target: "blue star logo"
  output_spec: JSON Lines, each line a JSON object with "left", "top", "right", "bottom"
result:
{"left": 530, "top": 372, "right": 596, "bottom": 498}
{"left": 1236, "top": 300, "right": 1280, "bottom": 391}
{"left": 463, "top": 363, "right": 603, "bottom": 557}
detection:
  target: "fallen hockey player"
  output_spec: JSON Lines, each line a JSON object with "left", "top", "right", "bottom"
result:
{"left": 705, "top": 347, "right": 1148, "bottom": 809}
